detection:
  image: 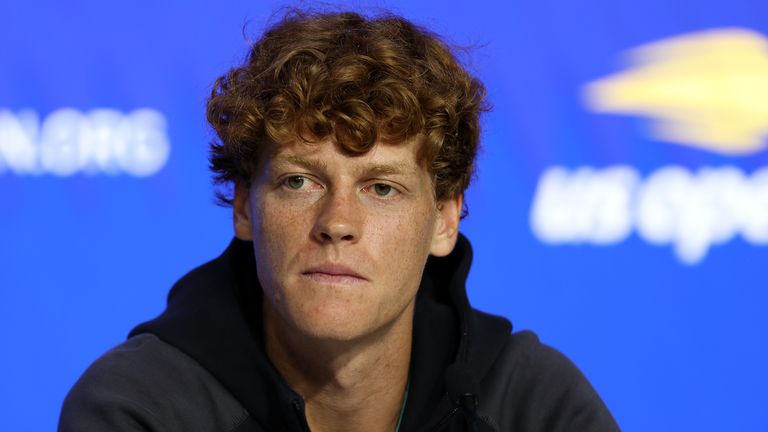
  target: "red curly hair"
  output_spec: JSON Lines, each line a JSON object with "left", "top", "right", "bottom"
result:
{"left": 207, "top": 9, "right": 488, "bottom": 209}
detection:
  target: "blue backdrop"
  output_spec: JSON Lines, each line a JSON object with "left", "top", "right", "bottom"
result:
{"left": 3, "top": 1, "right": 767, "bottom": 430}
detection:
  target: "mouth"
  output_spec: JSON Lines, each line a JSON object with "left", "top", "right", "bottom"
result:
{"left": 300, "top": 264, "right": 368, "bottom": 285}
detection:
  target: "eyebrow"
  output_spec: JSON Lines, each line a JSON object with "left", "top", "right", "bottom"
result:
{"left": 365, "top": 162, "right": 414, "bottom": 176}
{"left": 272, "top": 155, "right": 328, "bottom": 173}
{"left": 271, "top": 155, "right": 416, "bottom": 177}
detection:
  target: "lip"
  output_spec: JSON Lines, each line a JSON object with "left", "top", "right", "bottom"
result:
{"left": 300, "top": 263, "right": 368, "bottom": 284}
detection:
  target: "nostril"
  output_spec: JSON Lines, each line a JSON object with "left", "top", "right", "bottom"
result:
{"left": 314, "top": 222, "right": 358, "bottom": 243}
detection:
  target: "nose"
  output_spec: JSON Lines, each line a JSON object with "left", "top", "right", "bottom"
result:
{"left": 311, "top": 189, "right": 362, "bottom": 244}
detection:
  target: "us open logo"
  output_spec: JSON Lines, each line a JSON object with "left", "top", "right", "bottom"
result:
{"left": 531, "top": 28, "right": 768, "bottom": 265}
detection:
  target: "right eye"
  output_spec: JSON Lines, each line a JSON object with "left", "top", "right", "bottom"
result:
{"left": 281, "top": 175, "right": 323, "bottom": 192}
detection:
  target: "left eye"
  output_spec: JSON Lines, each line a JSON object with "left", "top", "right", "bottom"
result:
{"left": 370, "top": 183, "right": 398, "bottom": 197}
{"left": 284, "top": 175, "right": 307, "bottom": 189}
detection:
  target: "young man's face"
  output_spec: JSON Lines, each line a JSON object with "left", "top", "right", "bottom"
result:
{"left": 233, "top": 137, "right": 460, "bottom": 342}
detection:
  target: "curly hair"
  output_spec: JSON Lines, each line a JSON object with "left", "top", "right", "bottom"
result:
{"left": 207, "top": 8, "right": 488, "bottom": 209}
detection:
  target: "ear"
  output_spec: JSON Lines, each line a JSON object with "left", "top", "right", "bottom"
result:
{"left": 233, "top": 182, "right": 254, "bottom": 240}
{"left": 430, "top": 194, "right": 462, "bottom": 257}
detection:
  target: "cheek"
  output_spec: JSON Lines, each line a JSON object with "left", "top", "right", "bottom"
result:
{"left": 250, "top": 196, "right": 311, "bottom": 291}
{"left": 254, "top": 193, "right": 310, "bottom": 245}
{"left": 370, "top": 204, "right": 437, "bottom": 285}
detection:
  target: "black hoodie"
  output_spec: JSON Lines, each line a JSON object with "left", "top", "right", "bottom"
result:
{"left": 59, "top": 234, "right": 620, "bottom": 431}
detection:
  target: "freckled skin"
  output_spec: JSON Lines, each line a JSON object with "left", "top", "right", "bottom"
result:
{"left": 239, "top": 138, "right": 452, "bottom": 342}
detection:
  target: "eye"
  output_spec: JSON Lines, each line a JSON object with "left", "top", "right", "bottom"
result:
{"left": 282, "top": 175, "right": 322, "bottom": 191}
{"left": 284, "top": 175, "right": 306, "bottom": 190}
{"left": 369, "top": 183, "right": 400, "bottom": 197}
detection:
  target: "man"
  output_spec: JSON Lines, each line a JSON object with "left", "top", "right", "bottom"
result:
{"left": 60, "top": 9, "right": 619, "bottom": 432}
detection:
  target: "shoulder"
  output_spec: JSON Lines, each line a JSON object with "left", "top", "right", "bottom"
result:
{"left": 59, "top": 334, "right": 250, "bottom": 432}
{"left": 479, "top": 330, "right": 620, "bottom": 432}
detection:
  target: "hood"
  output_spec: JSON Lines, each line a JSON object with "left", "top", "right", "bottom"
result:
{"left": 130, "top": 233, "right": 511, "bottom": 431}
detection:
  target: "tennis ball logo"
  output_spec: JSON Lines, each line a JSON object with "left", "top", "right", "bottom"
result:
{"left": 583, "top": 28, "right": 768, "bottom": 155}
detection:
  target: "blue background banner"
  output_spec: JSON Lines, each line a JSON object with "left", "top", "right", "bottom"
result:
{"left": 3, "top": 1, "right": 767, "bottom": 430}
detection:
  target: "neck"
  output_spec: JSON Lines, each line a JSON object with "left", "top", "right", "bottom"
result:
{"left": 263, "top": 301, "right": 413, "bottom": 432}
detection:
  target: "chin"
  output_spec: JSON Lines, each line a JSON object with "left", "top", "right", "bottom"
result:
{"left": 290, "top": 305, "right": 376, "bottom": 342}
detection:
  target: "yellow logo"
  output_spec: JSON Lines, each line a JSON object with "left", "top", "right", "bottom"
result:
{"left": 583, "top": 28, "right": 768, "bottom": 155}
